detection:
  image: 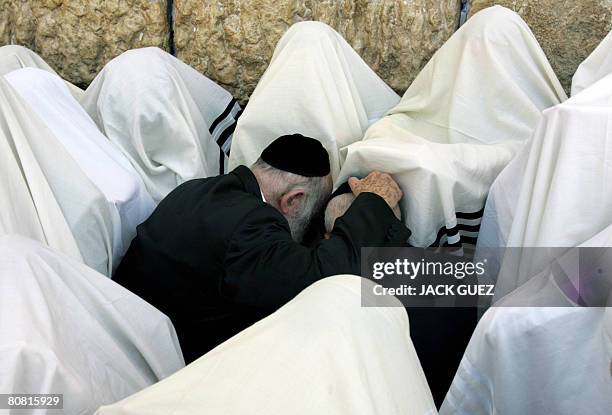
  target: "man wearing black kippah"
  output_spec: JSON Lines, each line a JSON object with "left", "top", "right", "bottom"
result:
{"left": 114, "top": 133, "right": 410, "bottom": 363}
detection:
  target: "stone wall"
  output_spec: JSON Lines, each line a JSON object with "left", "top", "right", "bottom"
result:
{"left": 174, "top": 0, "right": 461, "bottom": 103}
{"left": 0, "top": 0, "right": 169, "bottom": 86}
{"left": 1, "top": 1, "right": 611, "bottom": 101}
{"left": 0, "top": 0, "right": 461, "bottom": 102}
{"left": 469, "top": 0, "right": 612, "bottom": 93}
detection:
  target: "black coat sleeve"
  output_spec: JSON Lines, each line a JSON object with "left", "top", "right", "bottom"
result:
{"left": 222, "top": 192, "right": 410, "bottom": 309}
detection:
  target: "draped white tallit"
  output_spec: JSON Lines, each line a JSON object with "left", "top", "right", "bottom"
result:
{"left": 0, "top": 75, "right": 117, "bottom": 275}
{"left": 338, "top": 6, "right": 566, "bottom": 247}
{"left": 96, "top": 276, "right": 436, "bottom": 415}
{"left": 477, "top": 20, "right": 612, "bottom": 246}
{"left": 229, "top": 21, "right": 400, "bottom": 179}
{"left": 477, "top": 22, "right": 612, "bottom": 298}
{"left": 5, "top": 67, "right": 155, "bottom": 269}
{"left": 441, "top": 225, "right": 612, "bottom": 415}
{"left": 229, "top": 7, "right": 566, "bottom": 247}
{"left": 0, "top": 44, "right": 84, "bottom": 100}
{"left": 0, "top": 235, "right": 184, "bottom": 415}
{"left": 82, "top": 47, "right": 240, "bottom": 203}
{"left": 493, "top": 71, "right": 612, "bottom": 300}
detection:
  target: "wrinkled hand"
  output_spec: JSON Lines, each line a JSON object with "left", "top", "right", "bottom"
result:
{"left": 348, "top": 171, "right": 403, "bottom": 209}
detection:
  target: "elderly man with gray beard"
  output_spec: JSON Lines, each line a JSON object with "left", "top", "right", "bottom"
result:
{"left": 114, "top": 133, "right": 409, "bottom": 363}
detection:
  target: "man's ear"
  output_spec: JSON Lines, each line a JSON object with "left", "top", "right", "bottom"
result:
{"left": 279, "top": 188, "right": 306, "bottom": 216}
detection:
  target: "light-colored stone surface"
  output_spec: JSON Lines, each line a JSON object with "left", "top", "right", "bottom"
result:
{"left": 5, "top": 1, "right": 606, "bottom": 102}
{"left": 469, "top": 0, "right": 612, "bottom": 93}
{"left": 0, "top": 0, "right": 169, "bottom": 86}
{"left": 174, "top": 0, "right": 461, "bottom": 103}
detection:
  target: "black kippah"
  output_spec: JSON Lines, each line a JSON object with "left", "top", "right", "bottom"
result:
{"left": 260, "top": 134, "right": 330, "bottom": 177}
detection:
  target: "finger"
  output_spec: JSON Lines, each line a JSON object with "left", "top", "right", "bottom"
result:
{"left": 383, "top": 173, "right": 396, "bottom": 184}
{"left": 394, "top": 181, "right": 403, "bottom": 195}
{"left": 389, "top": 179, "right": 401, "bottom": 194}
{"left": 348, "top": 177, "right": 361, "bottom": 194}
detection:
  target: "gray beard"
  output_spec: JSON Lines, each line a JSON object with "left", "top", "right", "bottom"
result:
{"left": 287, "top": 209, "right": 313, "bottom": 243}
{"left": 286, "top": 189, "right": 328, "bottom": 243}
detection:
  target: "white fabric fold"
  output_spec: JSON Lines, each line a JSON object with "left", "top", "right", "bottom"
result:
{"left": 338, "top": 6, "right": 566, "bottom": 247}
{"left": 572, "top": 30, "right": 612, "bottom": 97}
{"left": 96, "top": 276, "right": 436, "bottom": 415}
{"left": 0, "top": 85, "right": 81, "bottom": 262}
{"left": 489, "top": 71, "right": 612, "bottom": 300}
{"left": 0, "top": 44, "right": 84, "bottom": 101}
{"left": 228, "top": 21, "right": 400, "bottom": 179}
{"left": 0, "top": 235, "right": 184, "bottom": 415}
{"left": 441, "top": 225, "right": 612, "bottom": 415}
{"left": 476, "top": 26, "right": 612, "bottom": 294}
{"left": 0, "top": 76, "right": 117, "bottom": 275}
{"left": 82, "top": 47, "right": 238, "bottom": 202}
{"left": 5, "top": 67, "right": 155, "bottom": 268}
{"left": 440, "top": 305, "right": 612, "bottom": 415}
{"left": 474, "top": 143, "right": 530, "bottom": 251}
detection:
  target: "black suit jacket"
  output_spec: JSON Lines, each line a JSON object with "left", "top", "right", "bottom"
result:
{"left": 114, "top": 165, "right": 410, "bottom": 362}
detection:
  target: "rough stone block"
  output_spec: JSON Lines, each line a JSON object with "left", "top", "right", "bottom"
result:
{"left": 469, "top": 1, "right": 612, "bottom": 93}
{"left": 174, "top": 0, "right": 461, "bottom": 103}
{"left": 0, "top": 0, "right": 169, "bottom": 86}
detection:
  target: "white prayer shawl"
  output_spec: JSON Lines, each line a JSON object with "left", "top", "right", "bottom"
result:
{"left": 474, "top": 144, "right": 529, "bottom": 252}
{"left": 0, "top": 81, "right": 81, "bottom": 262}
{"left": 492, "top": 223, "right": 612, "bottom": 308}
{"left": 81, "top": 47, "right": 240, "bottom": 203}
{"left": 337, "top": 6, "right": 566, "bottom": 247}
{"left": 5, "top": 68, "right": 155, "bottom": 266}
{"left": 471, "top": 144, "right": 532, "bottom": 289}
{"left": 0, "top": 76, "right": 118, "bottom": 275}
{"left": 572, "top": 29, "right": 612, "bottom": 97}
{"left": 491, "top": 72, "right": 612, "bottom": 300}
{"left": 478, "top": 27, "right": 612, "bottom": 259}
{"left": 441, "top": 307, "right": 611, "bottom": 415}
{"left": 0, "top": 235, "right": 184, "bottom": 415}
{"left": 440, "top": 226, "right": 612, "bottom": 415}
{"left": 0, "top": 44, "right": 84, "bottom": 100}
{"left": 228, "top": 21, "right": 400, "bottom": 179}
{"left": 476, "top": 27, "right": 612, "bottom": 297}
{"left": 96, "top": 276, "right": 436, "bottom": 415}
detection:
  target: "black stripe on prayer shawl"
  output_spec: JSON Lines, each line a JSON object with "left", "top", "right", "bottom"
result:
{"left": 217, "top": 108, "right": 243, "bottom": 150}
{"left": 455, "top": 207, "right": 485, "bottom": 220}
{"left": 210, "top": 99, "right": 242, "bottom": 175}
{"left": 430, "top": 208, "right": 484, "bottom": 248}
{"left": 432, "top": 223, "right": 481, "bottom": 246}
{"left": 435, "top": 231, "right": 479, "bottom": 248}
{"left": 211, "top": 102, "right": 242, "bottom": 149}
{"left": 215, "top": 110, "right": 243, "bottom": 174}
{"left": 216, "top": 121, "right": 234, "bottom": 175}
{"left": 457, "top": 235, "right": 478, "bottom": 246}
{"left": 209, "top": 98, "right": 237, "bottom": 135}
{"left": 443, "top": 240, "right": 462, "bottom": 248}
